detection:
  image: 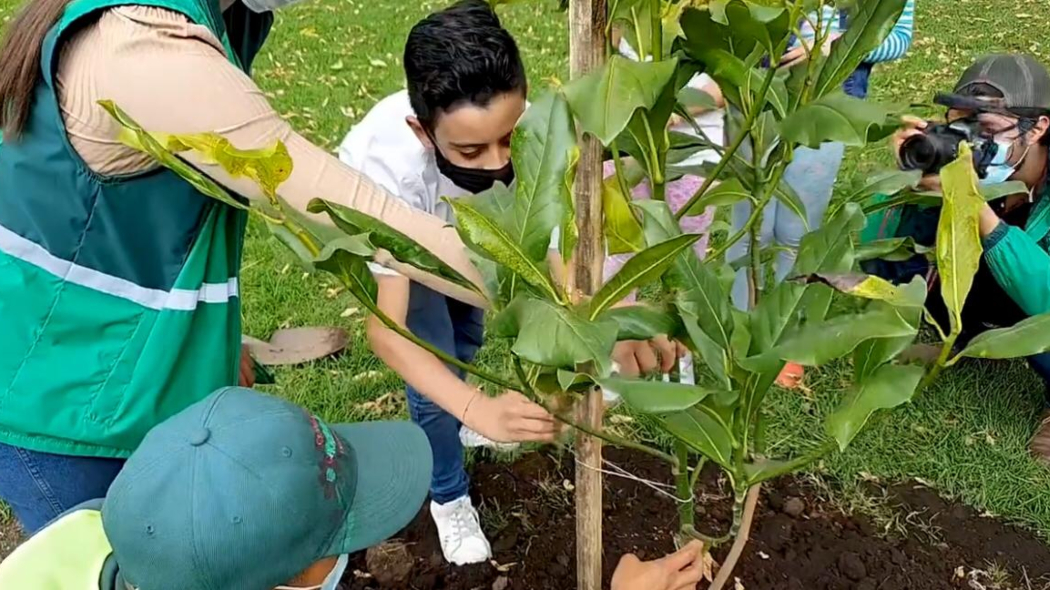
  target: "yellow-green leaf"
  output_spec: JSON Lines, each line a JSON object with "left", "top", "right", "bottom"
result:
{"left": 936, "top": 143, "right": 985, "bottom": 336}
{"left": 98, "top": 101, "right": 248, "bottom": 212}
{"left": 446, "top": 195, "right": 561, "bottom": 302}
{"left": 603, "top": 177, "right": 645, "bottom": 255}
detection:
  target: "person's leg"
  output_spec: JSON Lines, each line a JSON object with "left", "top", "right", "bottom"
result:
{"left": 728, "top": 196, "right": 777, "bottom": 310}
{"left": 403, "top": 284, "right": 469, "bottom": 505}
{"left": 771, "top": 142, "right": 846, "bottom": 281}
{"left": 404, "top": 284, "right": 489, "bottom": 565}
{"left": 0, "top": 443, "right": 125, "bottom": 535}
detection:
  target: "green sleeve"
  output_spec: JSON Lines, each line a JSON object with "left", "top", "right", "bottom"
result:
{"left": 983, "top": 222, "right": 1050, "bottom": 316}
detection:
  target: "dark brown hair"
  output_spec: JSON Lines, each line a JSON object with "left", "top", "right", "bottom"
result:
{"left": 0, "top": 0, "right": 71, "bottom": 140}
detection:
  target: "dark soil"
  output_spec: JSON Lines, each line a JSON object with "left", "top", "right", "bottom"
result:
{"left": 345, "top": 448, "right": 1050, "bottom": 590}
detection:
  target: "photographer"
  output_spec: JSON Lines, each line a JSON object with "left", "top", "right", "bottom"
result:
{"left": 875, "top": 54, "right": 1050, "bottom": 462}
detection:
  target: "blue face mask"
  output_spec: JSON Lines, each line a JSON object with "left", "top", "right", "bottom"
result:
{"left": 275, "top": 554, "right": 348, "bottom": 590}
{"left": 980, "top": 140, "right": 1023, "bottom": 185}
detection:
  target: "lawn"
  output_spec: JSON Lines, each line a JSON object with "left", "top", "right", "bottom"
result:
{"left": 2, "top": 0, "right": 1050, "bottom": 545}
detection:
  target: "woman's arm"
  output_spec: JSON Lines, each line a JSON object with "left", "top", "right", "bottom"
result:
{"left": 863, "top": 0, "right": 914, "bottom": 64}
{"left": 59, "top": 6, "right": 484, "bottom": 306}
{"left": 982, "top": 214, "right": 1050, "bottom": 317}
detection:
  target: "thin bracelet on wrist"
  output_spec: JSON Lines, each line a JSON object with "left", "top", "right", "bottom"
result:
{"left": 461, "top": 388, "right": 482, "bottom": 423}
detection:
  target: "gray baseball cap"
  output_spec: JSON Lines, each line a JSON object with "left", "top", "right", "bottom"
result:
{"left": 935, "top": 54, "right": 1050, "bottom": 115}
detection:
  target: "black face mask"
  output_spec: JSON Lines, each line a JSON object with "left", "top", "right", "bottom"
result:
{"left": 431, "top": 143, "right": 515, "bottom": 193}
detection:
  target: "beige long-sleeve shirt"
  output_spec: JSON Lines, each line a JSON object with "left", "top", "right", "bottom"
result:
{"left": 56, "top": 5, "right": 485, "bottom": 307}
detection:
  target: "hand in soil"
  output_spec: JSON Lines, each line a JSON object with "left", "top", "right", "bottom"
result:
{"left": 464, "top": 391, "right": 559, "bottom": 443}
{"left": 611, "top": 540, "right": 707, "bottom": 590}
{"left": 238, "top": 344, "right": 255, "bottom": 388}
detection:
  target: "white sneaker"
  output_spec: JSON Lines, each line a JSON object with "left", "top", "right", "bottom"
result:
{"left": 601, "top": 361, "right": 623, "bottom": 406}
{"left": 430, "top": 495, "right": 492, "bottom": 566}
{"left": 458, "top": 426, "right": 519, "bottom": 451}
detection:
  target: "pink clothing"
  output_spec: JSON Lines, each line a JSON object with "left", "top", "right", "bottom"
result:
{"left": 602, "top": 161, "right": 714, "bottom": 303}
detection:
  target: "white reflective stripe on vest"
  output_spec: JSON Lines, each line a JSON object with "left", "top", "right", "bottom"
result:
{"left": 0, "top": 224, "right": 238, "bottom": 311}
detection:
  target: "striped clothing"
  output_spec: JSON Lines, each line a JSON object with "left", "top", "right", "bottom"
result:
{"left": 796, "top": 0, "right": 916, "bottom": 64}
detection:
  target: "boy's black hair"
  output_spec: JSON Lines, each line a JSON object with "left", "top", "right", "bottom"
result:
{"left": 957, "top": 82, "right": 1050, "bottom": 146}
{"left": 404, "top": 0, "right": 527, "bottom": 129}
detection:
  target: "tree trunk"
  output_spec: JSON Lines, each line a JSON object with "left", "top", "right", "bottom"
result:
{"left": 568, "top": 1, "right": 606, "bottom": 589}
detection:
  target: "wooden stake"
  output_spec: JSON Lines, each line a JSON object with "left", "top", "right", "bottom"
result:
{"left": 568, "top": 1, "right": 606, "bottom": 589}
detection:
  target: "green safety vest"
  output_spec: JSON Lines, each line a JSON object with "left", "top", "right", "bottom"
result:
{"left": 0, "top": 506, "right": 114, "bottom": 589}
{"left": 0, "top": 0, "right": 272, "bottom": 458}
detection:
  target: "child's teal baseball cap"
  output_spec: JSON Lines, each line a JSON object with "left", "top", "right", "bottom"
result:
{"left": 101, "top": 387, "right": 432, "bottom": 590}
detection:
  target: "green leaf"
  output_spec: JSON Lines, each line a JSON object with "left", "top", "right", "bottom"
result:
{"left": 603, "top": 177, "right": 646, "bottom": 255}
{"left": 792, "top": 272, "right": 926, "bottom": 307}
{"left": 936, "top": 144, "right": 986, "bottom": 337}
{"left": 743, "top": 458, "right": 796, "bottom": 485}
{"left": 600, "top": 305, "right": 683, "bottom": 341}
{"left": 557, "top": 369, "right": 595, "bottom": 391}
{"left": 657, "top": 406, "right": 735, "bottom": 468}
{"left": 677, "top": 86, "right": 719, "bottom": 111}
{"left": 165, "top": 132, "right": 293, "bottom": 199}
{"left": 826, "top": 363, "right": 924, "bottom": 451}
{"left": 680, "top": 6, "right": 734, "bottom": 56}
{"left": 598, "top": 377, "right": 724, "bottom": 413}
{"left": 843, "top": 169, "right": 923, "bottom": 205}
{"left": 852, "top": 279, "right": 927, "bottom": 381}
{"left": 722, "top": 0, "right": 790, "bottom": 56}
{"left": 781, "top": 93, "right": 899, "bottom": 148}
{"left": 750, "top": 203, "right": 865, "bottom": 355}
{"left": 512, "top": 90, "right": 577, "bottom": 261}
{"left": 773, "top": 179, "right": 808, "bottom": 232}
{"left": 440, "top": 189, "right": 561, "bottom": 302}
{"left": 562, "top": 56, "right": 678, "bottom": 146}
{"left": 957, "top": 312, "right": 1050, "bottom": 360}
{"left": 314, "top": 241, "right": 379, "bottom": 306}
{"left": 306, "top": 198, "right": 482, "bottom": 297}
{"left": 496, "top": 297, "right": 618, "bottom": 375}
{"left": 635, "top": 200, "right": 734, "bottom": 349}
{"left": 683, "top": 177, "right": 751, "bottom": 216}
{"left": 855, "top": 237, "right": 932, "bottom": 262}
{"left": 99, "top": 100, "right": 248, "bottom": 212}
{"left": 590, "top": 233, "right": 701, "bottom": 318}
{"left": 694, "top": 49, "right": 788, "bottom": 117}
{"left": 813, "top": 0, "right": 908, "bottom": 99}
{"left": 681, "top": 312, "right": 731, "bottom": 388}
{"left": 980, "top": 180, "right": 1030, "bottom": 202}
{"left": 769, "top": 306, "right": 918, "bottom": 367}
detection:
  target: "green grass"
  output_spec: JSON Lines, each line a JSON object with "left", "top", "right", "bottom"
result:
{"left": 3, "top": 0, "right": 1050, "bottom": 542}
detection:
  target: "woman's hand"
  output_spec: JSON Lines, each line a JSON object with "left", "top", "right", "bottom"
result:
{"left": 890, "top": 116, "right": 943, "bottom": 190}
{"left": 463, "top": 391, "right": 560, "bottom": 443}
{"left": 779, "top": 32, "right": 841, "bottom": 68}
{"left": 613, "top": 336, "right": 685, "bottom": 376}
{"left": 239, "top": 344, "right": 256, "bottom": 388}
{"left": 611, "top": 541, "right": 708, "bottom": 590}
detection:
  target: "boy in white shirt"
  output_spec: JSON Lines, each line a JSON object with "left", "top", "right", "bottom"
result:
{"left": 340, "top": 0, "right": 682, "bottom": 567}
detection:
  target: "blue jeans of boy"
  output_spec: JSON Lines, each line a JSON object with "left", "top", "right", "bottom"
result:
{"left": 404, "top": 282, "right": 484, "bottom": 504}
{"left": 0, "top": 443, "right": 125, "bottom": 534}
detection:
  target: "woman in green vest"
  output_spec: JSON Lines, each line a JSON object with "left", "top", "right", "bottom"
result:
{"left": 0, "top": 0, "right": 556, "bottom": 534}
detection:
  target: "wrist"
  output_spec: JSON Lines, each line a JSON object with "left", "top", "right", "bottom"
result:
{"left": 460, "top": 387, "right": 483, "bottom": 423}
{"left": 978, "top": 205, "right": 1001, "bottom": 238}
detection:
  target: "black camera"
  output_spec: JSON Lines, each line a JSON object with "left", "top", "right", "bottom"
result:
{"left": 898, "top": 119, "right": 997, "bottom": 176}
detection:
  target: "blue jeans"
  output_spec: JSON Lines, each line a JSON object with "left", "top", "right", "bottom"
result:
{"left": 404, "top": 282, "right": 484, "bottom": 504}
{"left": 728, "top": 142, "right": 847, "bottom": 309}
{"left": 0, "top": 443, "right": 125, "bottom": 534}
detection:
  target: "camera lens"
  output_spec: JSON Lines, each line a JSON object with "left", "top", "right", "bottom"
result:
{"left": 899, "top": 135, "right": 937, "bottom": 172}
